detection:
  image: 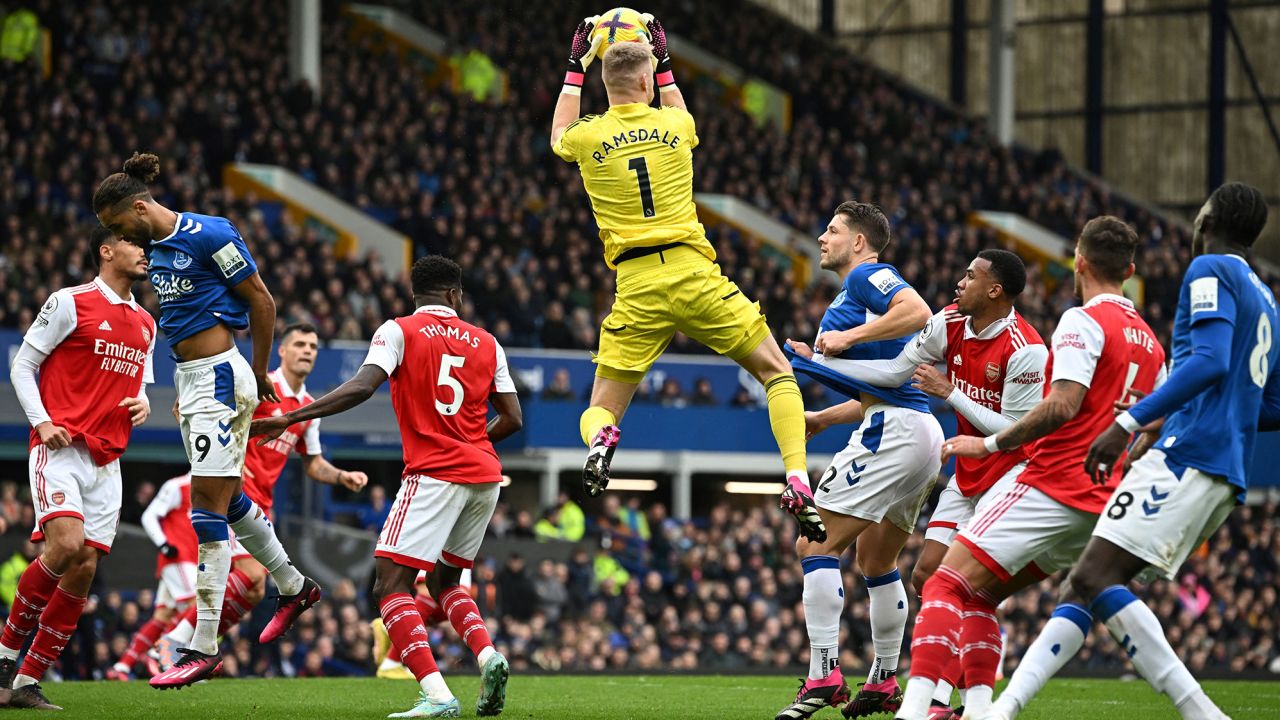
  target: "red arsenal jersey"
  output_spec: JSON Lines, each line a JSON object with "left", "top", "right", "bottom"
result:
{"left": 141, "top": 474, "right": 198, "bottom": 575}
{"left": 23, "top": 278, "right": 156, "bottom": 465}
{"left": 362, "top": 305, "right": 516, "bottom": 484}
{"left": 242, "top": 368, "right": 321, "bottom": 512}
{"left": 941, "top": 306, "right": 1047, "bottom": 496}
{"left": 1018, "top": 295, "right": 1167, "bottom": 513}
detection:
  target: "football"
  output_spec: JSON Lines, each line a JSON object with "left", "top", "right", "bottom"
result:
{"left": 591, "top": 7, "right": 651, "bottom": 60}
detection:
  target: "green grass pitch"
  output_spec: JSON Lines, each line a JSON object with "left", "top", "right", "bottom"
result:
{"left": 30, "top": 675, "right": 1280, "bottom": 719}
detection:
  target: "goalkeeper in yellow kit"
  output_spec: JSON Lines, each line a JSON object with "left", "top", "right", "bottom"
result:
{"left": 550, "top": 14, "right": 825, "bottom": 541}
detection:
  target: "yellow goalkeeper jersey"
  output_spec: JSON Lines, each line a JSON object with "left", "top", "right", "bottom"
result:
{"left": 553, "top": 102, "right": 715, "bottom": 268}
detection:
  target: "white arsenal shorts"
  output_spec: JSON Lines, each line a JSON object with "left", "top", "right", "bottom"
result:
{"left": 1092, "top": 450, "right": 1236, "bottom": 583}
{"left": 155, "top": 562, "right": 197, "bottom": 608}
{"left": 174, "top": 348, "right": 258, "bottom": 477}
{"left": 376, "top": 475, "right": 500, "bottom": 572}
{"left": 814, "top": 404, "right": 943, "bottom": 534}
{"left": 956, "top": 464, "right": 1096, "bottom": 582}
{"left": 923, "top": 464, "right": 1026, "bottom": 546}
{"left": 29, "top": 442, "right": 122, "bottom": 552}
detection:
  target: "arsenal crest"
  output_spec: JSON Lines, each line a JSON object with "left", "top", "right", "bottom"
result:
{"left": 51, "top": 491, "right": 65, "bottom": 505}
{"left": 985, "top": 362, "right": 1001, "bottom": 383}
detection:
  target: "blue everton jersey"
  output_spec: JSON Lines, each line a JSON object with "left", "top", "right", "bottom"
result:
{"left": 148, "top": 212, "right": 259, "bottom": 346}
{"left": 1157, "top": 254, "right": 1280, "bottom": 494}
{"left": 803, "top": 263, "right": 930, "bottom": 411}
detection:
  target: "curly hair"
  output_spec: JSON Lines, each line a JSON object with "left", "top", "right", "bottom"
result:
{"left": 92, "top": 152, "right": 160, "bottom": 213}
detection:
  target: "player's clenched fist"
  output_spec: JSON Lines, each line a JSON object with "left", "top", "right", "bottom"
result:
{"left": 250, "top": 414, "right": 290, "bottom": 443}
{"left": 34, "top": 421, "right": 72, "bottom": 450}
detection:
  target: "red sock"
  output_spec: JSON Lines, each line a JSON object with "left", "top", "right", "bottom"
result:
{"left": 17, "top": 586, "right": 86, "bottom": 681}
{"left": 439, "top": 585, "right": 492, "bottom": 658}
{"left": 941, "top": 651, "right": 962, "bottom": 690}
{"left": 120, "top": 617, "right": 166, "bottom": 668}
{"left": 218, "top": 568, "right": 255, "bottom": 635}
{"left": 416, "top": 593, "right": 447, "bottom": 626}
{"left": 959, "top": 590, "right": 1002, "bottom": 690}
{"left": 380, "top": 593, "right": 438, "bottom": 680}
{"left": 0, "top": 558, "right": 61, "bottom": 653}
{"left": 908, "top": 566, "right": 974, "bottom": 682}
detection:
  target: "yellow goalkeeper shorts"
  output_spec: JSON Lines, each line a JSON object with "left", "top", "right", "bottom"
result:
{"left": 594, "top": 243, "right": 773, "bottom": 383}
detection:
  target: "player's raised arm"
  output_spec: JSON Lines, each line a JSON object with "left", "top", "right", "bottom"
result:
{"left": 231, "top": 272, "right": 280, "bottom": 403}
{"left": 812, "top": 310, "right": 948, "bottom": 387}
{"left": 252, "top": 364, "right": 388, "bottom": 442}
{"left": 817, "top": 286, "right": 931, "bottom": 356}
{"left": 550, "top": 18, "right": 602, "bottom": 148}
{"left": 641, "top": 15, "right": 686, "bottom": 112}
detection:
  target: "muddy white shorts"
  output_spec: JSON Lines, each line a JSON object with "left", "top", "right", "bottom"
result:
{"left": 814, "top": 404, "right": 943, "bottom": 534}
{"left": 375, "top": 475, "right": 500, "bottom": 572}
{"left": 174, "top": 348, "right": 258, "bottom": 477}
{"left": 1092, "top": 450, "right": 1236, "bottom": 583}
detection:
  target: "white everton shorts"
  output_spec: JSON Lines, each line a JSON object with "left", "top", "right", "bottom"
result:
{"left": 924, "top": 463, "right": 1027, "bottom": 546}
{"left": 956, "top": 464, "right": 1096, "bottom": 582}
{"left": 1092, "top": 450, "right": 1236, "bottom": 583}
{"left": 174, "top": 348, "right": 258, "bottom": 477}
{"left": 155, "top": 562, "right": 197, "bottom": 608}
{"left": 814, "top": 404, "right": 943, "bottom": 534}
{"left": 376, "top": 475, "right": 500, "bottom": 572}
{"left": 29, "top": 442, "right": 122, "bottom": 552}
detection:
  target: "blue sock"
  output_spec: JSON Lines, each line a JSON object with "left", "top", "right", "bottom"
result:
{"left": 190, "top": 509, "right": 229, "bottom": 543}
{"left": 226, "top": 492, "right": 252, "bottom": 523}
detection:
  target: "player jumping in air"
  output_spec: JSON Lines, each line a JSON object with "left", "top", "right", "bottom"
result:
{"left": 986, "top": 184, "right": 1276, "bottom": 720}
{"left": 154, "top": 323, "right": 368, "bottom": 669}
{"left": 818, "top": 250, "right": 1047, "bottom": 717}
{"left": 895, "top": 217, "right": 1167, "bottom": 720}
{"left": 549, "top": 15, "right": 821, "bottom": 542}
{"left": 774, "top": 201, "right": 939, "bottom": 720}
{"left": 93, "top": 153, "right": 320, "bottom": 688}
{"left": 3, "top": 225, "right": 156, "bottom": 709}
{"left": 253, "top": 256, "right": 522, "bottom": 718}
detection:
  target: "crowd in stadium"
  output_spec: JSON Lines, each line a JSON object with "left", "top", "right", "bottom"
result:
{"left": 2, "top": 0, "right": 1270, "bottom": 358}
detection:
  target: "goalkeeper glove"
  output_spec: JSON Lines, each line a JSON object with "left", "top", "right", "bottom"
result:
{"left": 160, "top": 542, "right": 179, "bottom": 559}
{"left": 641, "top": 14, "right": 676, "bottom": 92}
{"left": 564, "top": 16, "right": 603, "bottom": 95}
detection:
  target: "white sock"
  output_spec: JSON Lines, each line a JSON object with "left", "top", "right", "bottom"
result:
{"left": 191, "top": 540, "right": 231, "bottom": 655}
{"left": 378, "top": 656, "right": 403, "bottom": 671}
{"left": 995, "top": 608, "right": 1090, "bottom": 717}
{"left": 419, "top": 670, "right": 453, "bottom": 702}
{"left": 896, "top": 677, "right": 936, "bottom": 719}
{"left": 801, "top": 556, "right": 844, "bottom": 681}
{"left": 0, "top": 645, "right": 18, "bottom": 661}
{"left": 1094, "top": 586, "right": 1221, "bottom": 719}
{"left": 866, "top": 569, "right": 907, "bottom": 684}
{"left": 958, "top": 687, "right": 968, "bottom": 707}
{"left": 168, "top": 618, "right": 196, "bottom": 645}
{"left": 112, "top": 661, "right": 129, "bottom": 673}
{"left": 931, "top": 679, "right": 953, "bottom": 705}
{"left": 228, "top": 499, "right": 304, "bottom": 595}
{"left": 12, "top": 673, "right": 36, "bottom": 689}
{"left": 477, "top": 646, "right": 496, "bottom": 666}
{"left": 964, "top": 685, "right": 994, "bottom": 717}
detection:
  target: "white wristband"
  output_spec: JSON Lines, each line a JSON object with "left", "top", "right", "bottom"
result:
{"left": 983, "top": 435, "right": 1001, "bottom": 454}
{"left": 658, "top": 83, "right": 679, "bottom": 94}
{"left": 1115, "top": 411, "right": 1142, "bottom": 434}
{"left": 561, "top": 85, "right": 582, "bottom": 96}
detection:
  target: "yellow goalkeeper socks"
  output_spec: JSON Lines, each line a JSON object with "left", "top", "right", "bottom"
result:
{"left": 764, "top": 373, "right": 807, "bottom": 474}
{"left": 579, "top": 406, "right": 618, "bottom": 447}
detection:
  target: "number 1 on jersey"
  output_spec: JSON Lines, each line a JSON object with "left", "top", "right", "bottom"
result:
{"left": 436, "top": 354, "right": 466, "bottom": 415}
{"left": 628, "top": 157, "right": 656, "bottom": 218}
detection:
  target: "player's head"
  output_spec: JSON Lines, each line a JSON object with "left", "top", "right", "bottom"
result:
{"left": 91, "top": 224, "right": 149, "bottom": 283}
{"left": 411, "top": 255, "right": 463, "bottom": 311}
{"left": 93, "top": 152, "right": 164, "bottom": 245}
{"left": 954, "top": 249, "right": 1026, "bottom": 316}
{"left": 278, "top": 322, "right": 319, "bottom": 379}
{"left": 1194, "top": 182, "right": 1269, "bottom": 256}
{"left": 601, "top": 42, "right": 654, "bottom": 105}
{"left": 820, "top": 201, "right": 890, "bottom": 273}
{"left": 1074, "top": 216, "right": 1137, "bottom": 301}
